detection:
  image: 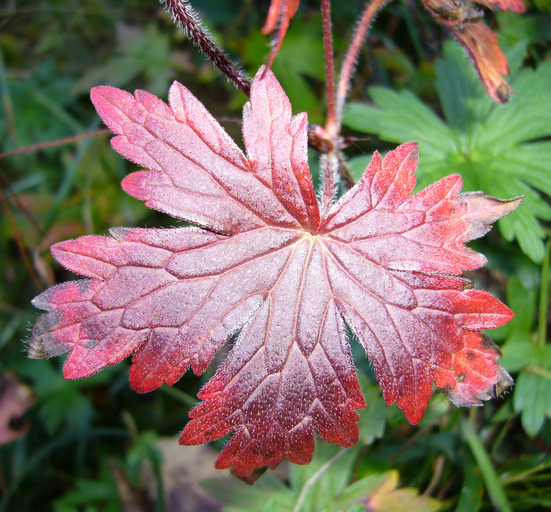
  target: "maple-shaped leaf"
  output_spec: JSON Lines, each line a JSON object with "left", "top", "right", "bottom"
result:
{"left": 29, "top": 68, "right": 520, "bottom": 483}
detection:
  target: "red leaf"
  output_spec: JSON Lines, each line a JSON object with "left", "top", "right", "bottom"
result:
{"left": 261, "top": 0, "right": 301, "bottom": 69}
{"left": 29, "top": 68, "right": 521, "bottom": 483}
{"left": 423, "top": 0, "right": 525, "bottom": 104}
{"left": 474, "top": 0, "right": 525, "bottom": 13}
{"left": 450, "top": 21, "right": 513, "bottom": 104}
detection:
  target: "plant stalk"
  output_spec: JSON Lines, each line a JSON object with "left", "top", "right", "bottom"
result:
{"left": 461, "top": 417, "right": 512, "bottom": 512}
{"left": 162, "top": 0, "right": 251, "bottom": 96}
{"left": 0, "top": 178, "right": 42, "bottom": 292}
{"left": 335, "top": 0, "right": 389, "bottom": 129}
{"left": 320, "top": 0, "right": 337, "bottom": 138}
{"left": 0, "top": 129, "right": 109, "bottom": 160}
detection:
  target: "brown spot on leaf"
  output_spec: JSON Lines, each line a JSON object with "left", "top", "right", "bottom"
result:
{"left": 440, "top": 384, "right": 453, "bottom": 396}
{"left": 480, "top": 333, "right": 500, "bottom": 354}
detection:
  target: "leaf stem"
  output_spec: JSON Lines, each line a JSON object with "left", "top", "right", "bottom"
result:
{"left": 537, "top": 239, "right": 550, "bottom": 348}
{"left": 461, "top": 417, "right": 512, "bottom": 512}
{"left": 292, "top": 448, "right": 349, "bottom": 512}
{"left": 161, "top": 0, "right": 251, "bottom": 97}
{"left": 0, "top": 178, "right": 42, "bottom": 292}
{"left": 319, "top": 152, "right": 338, "bottom": 216}
{"left": 335, "top": 0, "right": 390, "bottom": 130}
{"left": 0, "top": 173, "right": 41, "bottom": 235}
{"left": 423, "top": 454, "right": 446, "bottom": 496}
{"left": 320, "top": 0, "right": 337, "bottom": 138}
{"left": 531, "top": 365, "right": 551, "bottom": 381}
{"left": 0, "top": 129, "right": 110, "bottom": 160}
{"left": 158, "top": 383, "right": 198, "bottom": 408}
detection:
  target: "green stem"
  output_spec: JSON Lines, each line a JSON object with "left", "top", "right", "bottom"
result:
{"left": 159, "top": 384, "right": 198, "bottom": 408}
{"left": 292, "top": 449, "right": 349, "bottom": 512}
{"left": 531, "top": 365, "right": 551, "bottom": 381}
{"left": 461, "top": 417, "right": 511, "bottom": 512}
{"left": 537, "top": 239, "right": 550, "bottom": 348}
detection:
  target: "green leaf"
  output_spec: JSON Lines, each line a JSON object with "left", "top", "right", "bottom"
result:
{"left": 262, "top": 499, "right": 282, "bottom": 512}
{"left": 478, "top": 63, "right": 551, "bottom": 151}
{"left": 347, "top": 154, "right": 373, "bottom": 183}
{"left": 461, "top": 418, "right": 512, "bottom": 512}
{"left": 505, "top": 277, "right": 538, "bottom": 332}
{"left": 513, "top": 370, "right": 551, "bottom": 436}
{"left": 344, "top": 505, "right": 365, "bottom": 512}
{"left": 205, "top": 440, "right": 440, "bottom": 512}
{"left": 357, "top": 378, "right": 388, "bottom": 445}
{"left": 434, "top": 41, "right": 490, "bottom": 130}
{"left": 455, "top": 454, "right": 484, "bottom": 512}
{"left": 289, "top": 444, "right": 360, "bottom": 512}
{"left": 53, "top": 471, "right": 119, "bottom": 512}
{"left": 338, "top": 471, "right": 440, "bottom": 512}
{"left": 344, "top": 89, "right": 454, "bottom": 155}
{"left": 500, "top": 336, "right": 534, "bottom": 373}
{"left": 497, "top": 12, "right": 551, "bottom": 48}
{"left": 203, "top": 473, "right": 295, "bottom": 512}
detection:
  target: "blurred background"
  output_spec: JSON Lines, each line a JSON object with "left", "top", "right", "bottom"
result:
{"left": 1, "top": 1, "right": 550, "bottom": 510}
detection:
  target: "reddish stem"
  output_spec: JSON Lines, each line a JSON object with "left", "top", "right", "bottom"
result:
{"left": 320, "top": 0, "right": 337, "bottom": 139}
{"left": 0, "top": 174, "right": 41, "bottom": 236}
{"left": 335, "top": 0, "right": 389, "bottom": 129}
{"left": 265, "top": 15, "right": 291, "bottom": 71}
{"left": 162, "top": 0, "right": 251, "bottom": 96}
{"left": 0, "top": 129, "right": 109, "bottom": 160}
{"left": 0, "top": 179, "right": 42, "bottom": 292}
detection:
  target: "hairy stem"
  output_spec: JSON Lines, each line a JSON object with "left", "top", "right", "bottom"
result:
{"left": 335, "top": 0, "right": 389, "bottom": 129}
{"left": 162, "top": 0, "right": 251, "bottom": 96}
{"left": 321, "top": 0, "right": 337, "bottom": 138}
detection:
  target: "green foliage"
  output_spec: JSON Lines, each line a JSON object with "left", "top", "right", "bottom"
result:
{"left": 204, "top": 442, "right": 440, "bottom": 512}
{"left": 71, "top": 23, "right": 184, "bottom": 97}
{"left": 514, "top": 370, "right": 551, "bottom": 436}
{"left": 343, "top": 41, "right": 551, "bottom": 262}
{"left": 497, "top": 241, "right": 551, "bottom": 437}
{"left": 52, "top": 462, "right": 120, "bottom": 512}
{"left": 357, "top": 377, "right": 388, "bottom": 445}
